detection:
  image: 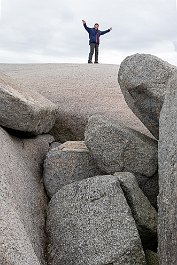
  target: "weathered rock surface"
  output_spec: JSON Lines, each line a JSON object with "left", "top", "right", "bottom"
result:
{"left": 145, "top": 250, "right": 159, "bottom": 265}
{"left": 118, "top": 53, "right": 177, "bottom": 139}
{"left": 0, "top": 127, "right": 54, "bottom": 265}
{"left": 85, "top": 115, "right": 158, "bottom": 177}
{"left": 114, "top": 172, "right": 157, "bottom": 249}
{"left": 43, "top": 141, "right": 102, "bottom": 198}
{"left": 49, "top": 141, "right": 61, "bottom": 150}
{"left": 158, "top": 73, "right": 177, "bottom": 264}
{"left": 0, "top": 63, "right": 152, "bottom": 142}
{"left": 0, "top": 200, "right": 41, "bottom": 265}
{"left": 135, "top": 173, "right": 159, "bottom": 209}
{"left": 46, "top": 175, "right": 146, "bottom": 265}
{"left": 0, "top": 72, "right": 57, "bottom": 135}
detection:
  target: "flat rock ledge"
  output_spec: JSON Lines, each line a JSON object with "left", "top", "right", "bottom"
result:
{"left": 0, "top": 72, "right": 57, "bottom": 135}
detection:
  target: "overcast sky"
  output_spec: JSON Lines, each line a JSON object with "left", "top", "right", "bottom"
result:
{"left": 0, "top": 0, "right": 177, "bottom": 65}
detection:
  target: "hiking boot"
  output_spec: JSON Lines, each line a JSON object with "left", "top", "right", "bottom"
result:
{"left": 88, "top": 61, "right": 93, "bottom": 64}
{"left": 94, "top": 62, "right": 99, "bottom": 64}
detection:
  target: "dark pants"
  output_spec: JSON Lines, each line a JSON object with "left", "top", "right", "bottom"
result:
{"left": 88, "top": 43, "right": 99, "bottom": 63}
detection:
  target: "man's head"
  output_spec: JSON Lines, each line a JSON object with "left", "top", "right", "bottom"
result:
{"left": 94, "top": 23, "right": 99, "bottom": 29}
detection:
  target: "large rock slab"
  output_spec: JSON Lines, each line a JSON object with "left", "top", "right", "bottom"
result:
{"left": 46, "top": 175, "right": 146, "bottom": 265}
{"left": 43, "top": 141, "right": 102, "bottom": 198}
{"left": 0, "top": 72, "right": 57, "bottom": 135}
{"left": 0, "top": 63, "right": 152, "bottom": 142}
{"left": 0, "top": 127, "right": 54, "bottom": 265}
{"left": 85, "top": 115, "right": 158, "bottom": 177}
{"left": 114, "top": 172, "right": 157, "bottom": 249}
{"left": 158, "top": 73, "right": 177, "bottom": 264}
{"left": 0, "top": 200, "right": 41, "bottom": 265}
{"left": 118, "top": 53, "right": 177, "bottom": 139}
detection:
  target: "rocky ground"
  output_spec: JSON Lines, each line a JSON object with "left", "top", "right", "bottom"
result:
{"left": 0, "top": 63, "right": 152, "bottom": 141}
{"left": 2, "top": 56, "right": 174, "bottom": 264}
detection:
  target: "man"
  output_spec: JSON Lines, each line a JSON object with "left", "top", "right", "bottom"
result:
{"left": 82, "top": 20, "right": 112, "bottom": 64}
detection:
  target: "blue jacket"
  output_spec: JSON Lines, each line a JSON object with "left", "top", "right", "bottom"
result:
{"left": 83, "top": 23, "right": 110, "bottom": 45}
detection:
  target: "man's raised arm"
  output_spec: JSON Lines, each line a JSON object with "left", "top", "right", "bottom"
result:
{"left": 100, "top": 27, "right": 112, "bottom": 35}
{"left": 82, "top": 19, "right": 91, "bottom": 33}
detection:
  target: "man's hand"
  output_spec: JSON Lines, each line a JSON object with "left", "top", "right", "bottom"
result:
{"left": 82, "top": 20, "right": 86, "bottom": 24}
{"left": 109, "top": 27, "right": 112, "bottom": 31}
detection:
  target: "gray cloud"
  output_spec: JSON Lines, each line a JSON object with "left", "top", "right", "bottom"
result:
{"left": 0, "top": 0, "right": 177, "bottom": 64}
